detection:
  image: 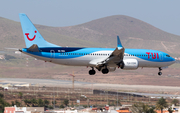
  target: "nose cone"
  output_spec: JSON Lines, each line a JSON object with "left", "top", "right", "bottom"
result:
{"left": 170, "top": 57, "right": 176, "bottom": 64}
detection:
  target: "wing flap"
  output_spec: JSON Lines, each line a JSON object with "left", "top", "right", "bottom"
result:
{"left": 89, "top": 58, "right": 106, "bottom": 66}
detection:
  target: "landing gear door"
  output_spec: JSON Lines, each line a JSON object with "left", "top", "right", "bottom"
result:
{"left": 50, "top": 50, "right": 55, "bottom": 58}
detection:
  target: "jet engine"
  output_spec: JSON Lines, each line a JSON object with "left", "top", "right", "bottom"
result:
{"left": 122, "top": 59, "right": 138, "bottom": 70}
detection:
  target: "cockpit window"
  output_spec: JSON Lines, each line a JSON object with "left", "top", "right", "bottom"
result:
{"left": 166, "top": 55, "right": 170, "bottom": 57}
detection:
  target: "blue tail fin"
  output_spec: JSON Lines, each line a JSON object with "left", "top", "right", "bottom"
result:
{"left": 19, "top": 13, "right": 59, "bottom": 48}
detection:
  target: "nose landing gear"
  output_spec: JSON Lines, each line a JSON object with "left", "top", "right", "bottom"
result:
{"left": 158, "top": 67, "right": 162, "bottom": 76}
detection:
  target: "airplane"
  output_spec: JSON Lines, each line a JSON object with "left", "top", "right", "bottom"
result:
{"left": 18, "top": 13, "right": 175, "bottom": 76}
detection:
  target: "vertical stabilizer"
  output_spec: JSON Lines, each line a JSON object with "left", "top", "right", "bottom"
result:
{"left": 19, "top": 13, "right": 59, "bottom": 48}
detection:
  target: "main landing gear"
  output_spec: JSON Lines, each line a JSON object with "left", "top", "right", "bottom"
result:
{"left": 89, "top": 67, "right": 96, "bottom": 75}
{"left": 102, "top": 68, "right": 109, "bottom": 74}
{"left": 88, "top": 67, "right": 110, "bottom": 75}
{"left": 158, "top": 67, "right": 162, "bottom": 76}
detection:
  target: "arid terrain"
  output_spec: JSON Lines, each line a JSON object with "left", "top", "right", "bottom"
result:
{"left": 0, "top": 54, "right": 180, "bottom": 87}
{"left": 0, "top": 15, "right": 180, "bottom": 93}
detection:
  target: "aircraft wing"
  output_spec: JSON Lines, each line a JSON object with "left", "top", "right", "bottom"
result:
{"left": 90, "top": 36, "right": 124, "bottom": 68}
{"left": 101, "top": 46, "right": 124, "bottom": 65}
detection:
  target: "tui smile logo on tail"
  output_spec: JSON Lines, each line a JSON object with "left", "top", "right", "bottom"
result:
{"left": 25, "top": 30, "right": 37, "bottom": 41}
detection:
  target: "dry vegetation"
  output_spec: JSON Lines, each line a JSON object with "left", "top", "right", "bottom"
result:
{"left": 2, "top": 86, "right": 169, "bottom": 107}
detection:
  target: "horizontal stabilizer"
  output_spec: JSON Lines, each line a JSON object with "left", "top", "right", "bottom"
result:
{"left": 27, "top": 44, "right": 40, "bottom": 52}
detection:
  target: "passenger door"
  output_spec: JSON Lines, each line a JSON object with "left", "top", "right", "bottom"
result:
{"left": 50, "top": 50, "right": 55, "bottom": 58}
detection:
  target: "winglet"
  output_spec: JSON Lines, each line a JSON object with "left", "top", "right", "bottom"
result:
{"left": 117, "top": 36, "right": 123, "bottom": 48}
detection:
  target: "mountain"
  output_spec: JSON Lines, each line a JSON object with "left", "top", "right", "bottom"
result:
{"left": 0, "top": 15, "right": 180, "bottom": 56}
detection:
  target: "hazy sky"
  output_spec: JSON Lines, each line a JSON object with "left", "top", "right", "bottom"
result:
{"left": 0, "top": 0, "right": 180, "bottom": 36}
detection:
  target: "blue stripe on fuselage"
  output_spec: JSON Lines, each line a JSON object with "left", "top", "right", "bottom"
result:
{"left": 22, "top": 47, "right": 113, "bottom": 59}
{"left": 40, "top": 47, "right": 84, "bottom": 53}
{"left": 22, "top": 47, "right": 174, "bottom": 62}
